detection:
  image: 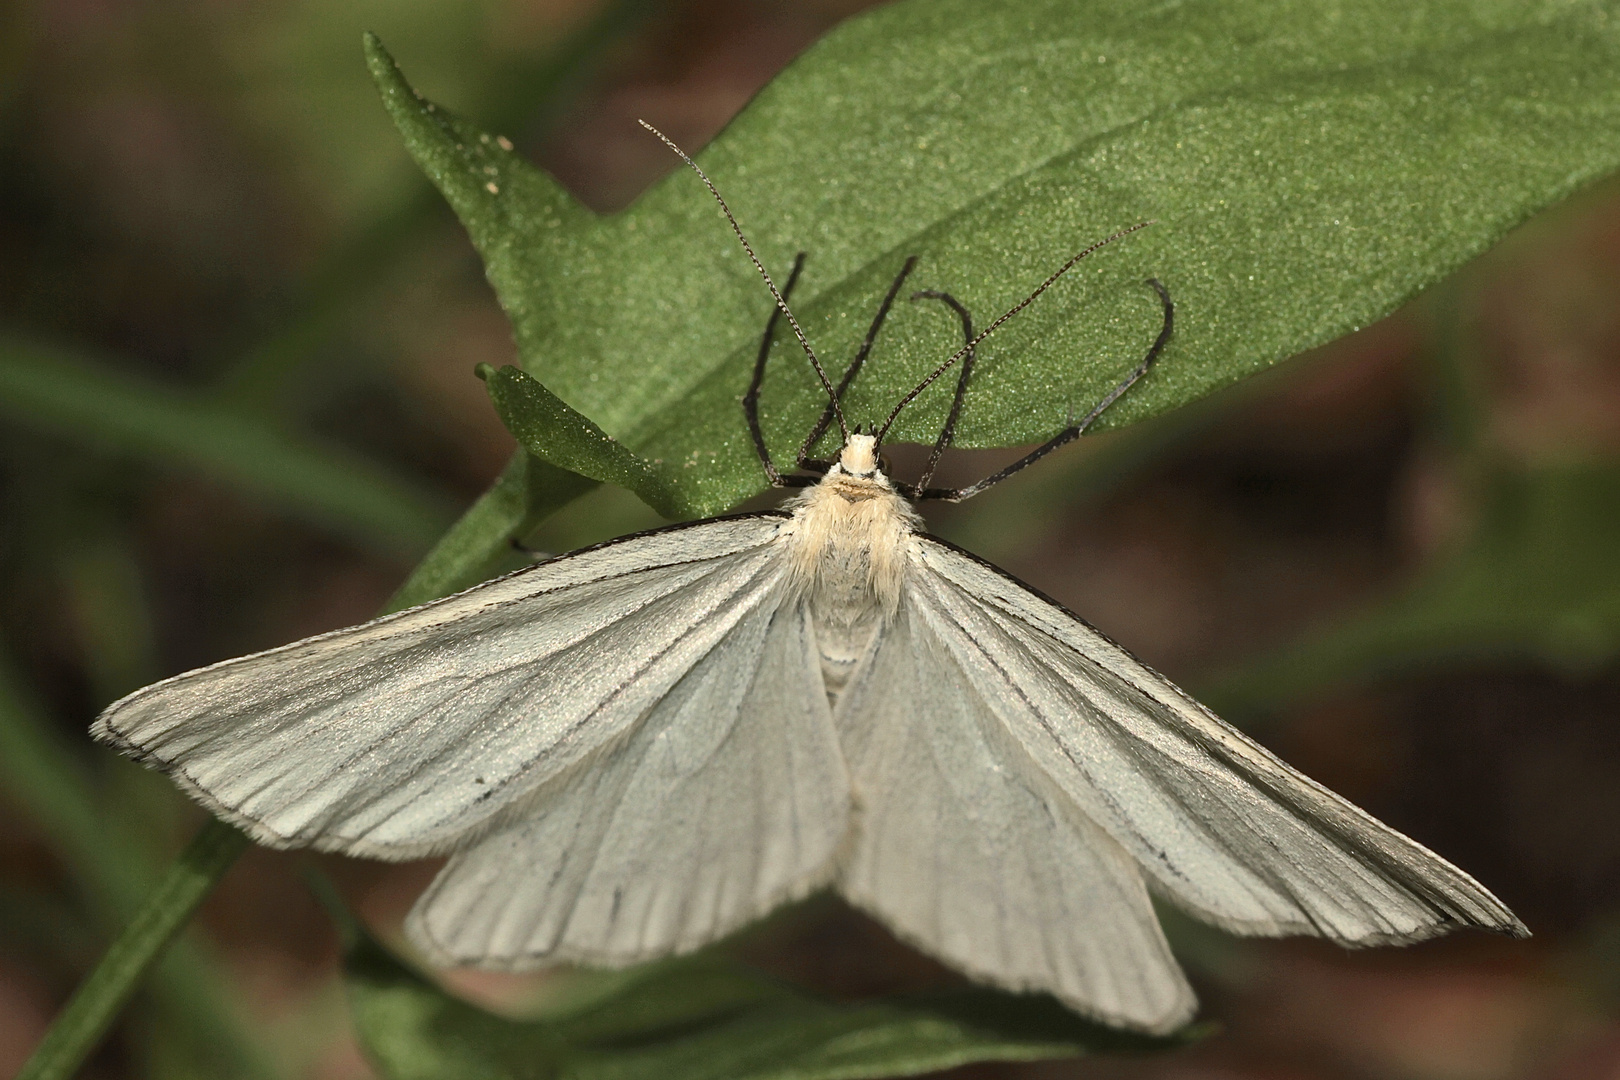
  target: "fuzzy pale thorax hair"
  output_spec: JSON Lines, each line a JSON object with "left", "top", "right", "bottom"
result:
{"left": 782, "top": 435, "right": 922, "bottom": 615}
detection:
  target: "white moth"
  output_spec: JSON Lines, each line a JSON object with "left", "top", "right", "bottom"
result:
{"left": 92, "top": 124, "right": 1526, "bottom": 1034}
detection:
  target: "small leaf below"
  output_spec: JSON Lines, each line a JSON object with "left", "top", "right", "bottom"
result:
{"left": 346, "top": 932, "right": 1197, "bottom": 1080}
{"left": 482, "top": 364, "right": 681, "bottom": 518}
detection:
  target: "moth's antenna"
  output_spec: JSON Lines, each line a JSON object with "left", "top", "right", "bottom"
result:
{"left": 875, "top": 221, "right": 1154, "bottom": 445}
{"left": 639, "top": 120, "right": 850, "bottom": 444}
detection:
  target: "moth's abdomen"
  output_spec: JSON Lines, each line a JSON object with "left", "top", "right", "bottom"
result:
{"left": 812, "top": 602, "right": 882, "bottom": 708}
{"left": 795, "top": 537, "right": 886, "bottom": 708}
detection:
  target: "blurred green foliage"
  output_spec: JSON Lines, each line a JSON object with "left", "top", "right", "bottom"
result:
{"left": 3, "top": 0, "right": 1620, "bottom": 1077}
{"left": 1208, "top": 463, "right": 1620, "bottom": 713}
{"left": 0, "top": 335, "right": 454, "bottom": 556}
{"left": 3, "top": 1, "right": 671, "bottom": 1075}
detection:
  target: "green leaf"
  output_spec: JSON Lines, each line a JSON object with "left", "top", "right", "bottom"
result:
{"left": 212, "top": 0, "right": 665, "bottom": 414}
{"left": 369, "top": 1, "right": 1620, "bottom": 517}
{"left": 0, "top": 334, "right": 455, "bottom": 556}
{"left": 346, "top": 933, "right": 1193, "bottom": 1080}
{"left": 1204, "top": 463, "right": 1620, "bottom": 713}
{"left": 480, "top": 365, "right": 680, "bottom": 518}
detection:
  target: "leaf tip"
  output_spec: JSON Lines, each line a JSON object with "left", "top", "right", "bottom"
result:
{"left": 361, "top": 31, "right": 393, "bottom": 76}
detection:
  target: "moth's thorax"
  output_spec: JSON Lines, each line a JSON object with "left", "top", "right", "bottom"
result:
{"left": 780, "top": 435, "right": 919, "bottom": 706}
{"left": 782, "top": 434, "right": 921, "bottom": 619}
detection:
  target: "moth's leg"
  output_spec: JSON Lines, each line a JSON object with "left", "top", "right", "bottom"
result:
{"left": 796, "top": 255, "right": 918, "bottom": 467}
{"left": 744, "top": 251, "right": 808, "bottom": 486}
{"left": 918, "top": 278, "right": 1173, "bottom": 503}
{"left": 902, "top": 290, "right": 976, "bottom": 496}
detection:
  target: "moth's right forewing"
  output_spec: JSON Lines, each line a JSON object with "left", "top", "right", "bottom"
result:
{"left": 93, "top": 515, "right": 793, "bottom": 859}
{"left": 911, "top": 538, "right": 1526, "bottom": 946}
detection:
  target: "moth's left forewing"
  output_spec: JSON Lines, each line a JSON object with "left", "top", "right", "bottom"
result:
{"left": 92, "top": 515, "right": 803, "bottom": 859}
{"left": 908, "top": 537, "right": 1527, "bottom": 946}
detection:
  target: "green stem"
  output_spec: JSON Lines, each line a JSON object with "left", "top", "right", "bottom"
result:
{"left": 0, "top": 647, "right": 276, "bottom": 1080}
{"left": 16, "top": 819, "right": 250, "bottom": 1080}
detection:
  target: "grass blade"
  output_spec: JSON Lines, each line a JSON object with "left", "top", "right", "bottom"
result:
{"left": 0, "top": 335, "right": 453, "bottom": 556}
{"left": 14, "top": 819, "right": 250, "bottom": 1080}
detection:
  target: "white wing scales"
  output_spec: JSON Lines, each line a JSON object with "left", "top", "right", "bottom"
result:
{"left": 905, "top": 537, "right": 1527, "bottom": 946}
{"left": 834, "top": 604, "right": 1196, "bottom": 1033}
{"left": 91, "top": 487, "right": 1525, "bottom": 1031}
{"left": 92, "top": 516, "right": 805, "bottom": 859}
{"left": 408, "top": 596, "right": 848, "bottom": 968}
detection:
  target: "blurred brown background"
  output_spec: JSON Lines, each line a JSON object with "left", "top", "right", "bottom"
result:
{"left": 3, "top": 0, "right": 1619, "bottom": 1077}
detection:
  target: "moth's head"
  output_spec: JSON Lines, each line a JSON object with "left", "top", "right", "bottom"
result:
{"left": 835, "top": 433, "right": 881, "bottom": 479}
